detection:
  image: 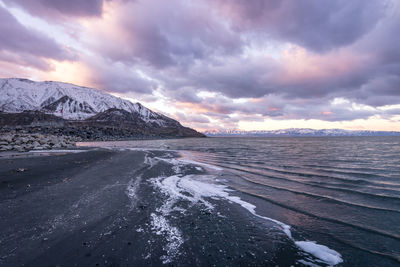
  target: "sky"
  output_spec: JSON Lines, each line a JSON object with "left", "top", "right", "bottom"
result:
{"left": 0, "top": 0, "right": 400, "bottom": 131}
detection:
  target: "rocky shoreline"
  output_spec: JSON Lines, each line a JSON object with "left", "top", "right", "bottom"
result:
{"left": 0, "top": 110, "right": 205, "bottom": 151}
{"left": 0, "top": 132, "right": 77, "bottom": 152}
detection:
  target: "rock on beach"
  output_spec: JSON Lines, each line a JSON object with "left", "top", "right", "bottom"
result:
{"left": 0, "top": 133, "right": 76, "bottom": 152}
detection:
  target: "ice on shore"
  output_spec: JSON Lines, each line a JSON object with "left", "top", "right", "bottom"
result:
{"left": 150, "top": 213, "right": 183, "bottom": 264}
{"left": 295, "top": 241, "right": 343, "bottom": 265}
{"left": 148, "top": 154, "right": 343, "bottom": 266}
{"left": 126, "top": 152, "right": 344, "bottom": 265}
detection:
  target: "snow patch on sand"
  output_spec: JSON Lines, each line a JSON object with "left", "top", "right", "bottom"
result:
{"left": 150, "top": 213, "right": 184, "bottom": 264}
{"left": 144, "top": 152, "right": 158, "bottom": 169}
{"left": 154, "top": 157, "right": 186, "bottom": 174}
{"left": 126, "top": 176, "right": 142, "bottom": 208}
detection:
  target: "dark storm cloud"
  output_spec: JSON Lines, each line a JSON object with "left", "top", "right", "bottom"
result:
{"left": 179, "top": 94, "right": 384, "bottom": 123}
{"left": 94, "top": 0, "right": 242, "bottom": 68}
{"left": 83, "top": 0, "right": 400, "bottom": 123}
{"left": 92, "top": 73, "right": 154, "bottom": 95}
{"left": 175, "top": 112, "right": 210, "bottom": 124}
{"left": 80, "top": 0, "right": 398, "bottom": 117}
{"left": 84, "top": 58, "right": 156, "bottom": 95}
{"left": 87, "top": 63, "right": 157, "bottom": 95}
{"left": 347, "top": 75, "right": 400, "bottom": 107}
{"left": 3, "top": 0, "right": 104, "bottom": 18}
{"left": 1, "top": 0, "right": 399, "bottom": 124}
{"left": 210, "top": 0, "right": 388, "bottom": 52}
{"left": 172, "top": 87, "right": 203, "bottom": 104}
{"left": 158, "top": 52, "right": 369, "bottom": 100}
{"left": 152, "top": 0, "right": 399, "bottom": 119}
{"left": 119, "top": 0, "right": 393, "bottom": 107}
{"left": 0, "top": 6, "right": 74, "bottom": 69}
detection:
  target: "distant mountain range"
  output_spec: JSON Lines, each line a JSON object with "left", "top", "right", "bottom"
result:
{"left": 204, "top": 129, "right": 400, "bottom": 137}
{"left": 0, "top": 78, "right": 204, "bottom": 139}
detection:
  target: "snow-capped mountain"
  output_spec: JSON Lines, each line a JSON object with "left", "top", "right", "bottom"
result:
{"left": 204, "top": 128, "right": 400, "bottom": 137}
{"left": 0, "top": 78, "right": 173, "bottom": 126}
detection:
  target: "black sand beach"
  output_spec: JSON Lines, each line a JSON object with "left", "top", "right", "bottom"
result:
{"left": 2, "top": 137, "right": 398, "bottom": 266}
{"left": 0, "top": 149, "right": 305, "bottom": 266}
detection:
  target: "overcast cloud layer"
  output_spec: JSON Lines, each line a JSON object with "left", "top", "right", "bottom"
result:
{"left": 0, "top": 0, "right": 399, "bottom": 131}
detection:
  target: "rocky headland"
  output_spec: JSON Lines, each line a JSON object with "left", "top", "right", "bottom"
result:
{"left": 0, "top": 78, "right": 205, "bottom": 152}
{"left": 0, "top": 110, "right": 205, "bottom": 152}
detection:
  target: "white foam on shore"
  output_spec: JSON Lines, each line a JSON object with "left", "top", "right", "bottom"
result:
{"left": 297, "top": 259, "right": 320, "bottom": 267}
{"left": 178, "top": 159, "right": 223, "bottom": 171}
{"left": 150, "top": 173, "right": 343, "bottom": 266}
{"left": 81, "top": 145, "right": 222, "bottom": 172}
{"left": 295, "top": 241, "right": 343, "bottom": 266}
{"left": 124, "top": 149, "right": 342, "bottom": 265}
{"left": 154, "top": 156, "right": 223, "bottom": 174}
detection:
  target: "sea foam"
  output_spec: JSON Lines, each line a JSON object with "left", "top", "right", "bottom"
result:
{"left": 149, "top": 155, "right": 343, "bottom": 266}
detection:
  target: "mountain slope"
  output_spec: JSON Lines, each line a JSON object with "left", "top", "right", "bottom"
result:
{"left": 0, "top": 78, "right": 170, "bottom": 126}
{"left": 0, "top": 78, "right": 205, "bottom": 138}
{"left": 0, "top": 110, "right": 65, "bottom": 127}
{"left": 86, "top": 108, "right": 204, "bottom": 138}
{"left": 86, "top": 108, "right": 180, "bottom": 128}
{"left": 0, "top": 109, "right": 205, "bottom": 139}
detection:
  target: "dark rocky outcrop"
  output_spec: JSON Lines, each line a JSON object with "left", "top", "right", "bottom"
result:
{"left": 0, "top": 111, "right": 65, "bottom": 127}
{"left": 42, "top": 96, "right": 96, "bottom": 114}
{"left": 0, "top": 109, "right": 205, "bottom": 150}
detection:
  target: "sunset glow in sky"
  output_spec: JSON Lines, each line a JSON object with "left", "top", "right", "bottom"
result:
{"left": 1, "top": 0, "right": 400, "bottom": 131}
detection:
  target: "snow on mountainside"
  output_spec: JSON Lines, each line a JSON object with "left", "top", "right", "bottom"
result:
{"left": 0, "top": 78, "right": 174, "bottom": 126}
{"left": 204, "top": 128, "right": 400, "bottom": 136}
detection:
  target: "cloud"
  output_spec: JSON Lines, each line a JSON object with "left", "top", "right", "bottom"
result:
{"left": 170, "top": 92, "right": 400, "bottom": 125}
{"left": 153, "top": 45, "right": 370, "bottom": 100}
{"left": 175, "top": 112, "right": 210, "bottom": 123}
{"left": 86, "top": 0, "right": 242, "bottom": 68}
{"left": 77, "top": 0, "right": 399, "bottom": 116}
{"left": 3, "top": 0, "right": 104, "bottom": 18}
{"left": 0, "top": 6, "right": 74, "bottom": 70}
{"left": 0, "top": 0, "right": 399, "bottom": 130}
{"left": 209, "top": 0, "right": 388, "bottom": 52}
{"left": 80, "top": 57, "right": 157, "bottom": 95}
{"left": 346, "top": 75, "right": 400, "bottom": 107}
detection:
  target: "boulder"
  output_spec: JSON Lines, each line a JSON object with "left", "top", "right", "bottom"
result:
{"left": 0, "top": 145, "right": 11, "bottom": 151}
{"left": 32, "top": 141, "right": 40, "bottom": 147}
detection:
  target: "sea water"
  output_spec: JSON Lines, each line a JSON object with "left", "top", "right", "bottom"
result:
{"left": 79, "top": 137, "right": 400, "bottom": 266}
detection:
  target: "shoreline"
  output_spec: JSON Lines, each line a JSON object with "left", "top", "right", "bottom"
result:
{"left": 0, "top": 147, "right": 345, "bottom": 266}
{"left": 0, "top": 129, "right": 206, "bottom": 153}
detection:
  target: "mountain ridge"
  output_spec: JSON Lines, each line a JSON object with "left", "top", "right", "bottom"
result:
{"left": 0, "top": 78, "right": 171, "bottom": 125}
{"left": 204, "top": 128, "right": 400, "bottom": 137}
{"left": 0, "top": 78, "right": 205, "bottom": 139}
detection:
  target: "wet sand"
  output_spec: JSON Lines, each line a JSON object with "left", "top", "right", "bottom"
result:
{"left": 0, "top": 148, "right": 320, "bottom": 266}
{"left": 0, "top": 149, "right": 154, "bottom": 266}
